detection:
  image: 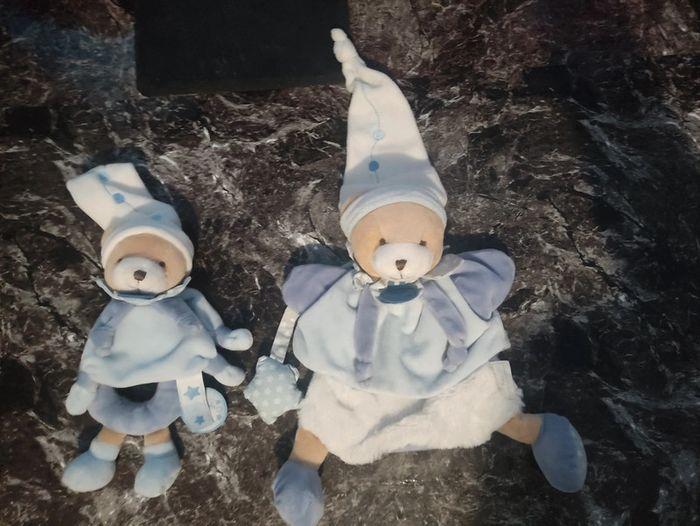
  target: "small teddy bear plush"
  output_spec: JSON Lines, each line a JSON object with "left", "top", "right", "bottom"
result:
{"left": 269, "top": 30, "right": 588, "bottom": 526}
{"left": 61, "top": 163, "right": 253, "bottom": 498}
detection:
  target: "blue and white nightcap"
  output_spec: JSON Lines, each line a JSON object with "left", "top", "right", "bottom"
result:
{"left": 331, "top": 29, "right": 447, "bottom": 238}
{"left": 65, "top": 163, "right": 194, "bottom": 270}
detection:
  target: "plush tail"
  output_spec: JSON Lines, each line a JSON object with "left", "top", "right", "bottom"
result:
{"left": 331, "top": 28, "right": 384, "bottom": 92}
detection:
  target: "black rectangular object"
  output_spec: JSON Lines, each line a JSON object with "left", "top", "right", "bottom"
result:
{"left": 135, "top": 0, "right": 349, "bottom": 96}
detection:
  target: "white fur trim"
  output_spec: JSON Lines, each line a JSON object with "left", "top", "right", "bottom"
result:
{"left": 340, "top": 186, "right": 447, "bottom": 237}
{"left": 89, "top": 439, "right": 120, "bottom": 461}
{"left": 101, "top": 221, "right": 194, "bottom": 271}
{"left": 143, "top": 440, "right": 175, "bottom": 456}
{"left": 298, "top": 361, "right": 523, "bottom": 465}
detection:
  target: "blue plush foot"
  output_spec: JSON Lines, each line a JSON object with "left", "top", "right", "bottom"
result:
{"left": 531, "top": 413, "right": 587, "bottom": 492}
{"left": 273, "top": 460, "right": 324, "bottom": 526}
{"left": 133, "top": 442, "right": 181, "bottom": 498}
{"left": 62, "top": 440, "right": 119, "bottom": 492}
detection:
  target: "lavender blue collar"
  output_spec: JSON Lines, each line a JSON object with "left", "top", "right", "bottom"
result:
{"left": 94, "top": 277, "right": 191, "bottom": 306}
{"left": 351, "top": 254, "right": 471, "bottom": 381}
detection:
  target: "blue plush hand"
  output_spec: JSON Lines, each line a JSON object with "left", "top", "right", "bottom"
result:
{"left": 214, "top": 365, "right": 246, "bottom": 386}
{"left": 204, "top": 354, "right": 246, "bottom": 387}
{"left": 244, "top": 356, "right": 302, "bottom": 424}
{"left": 216, "top": 327, "right": 254, "bottom": 351}
{"left": 65, "top": 381, "right": 97, "bottom": 415}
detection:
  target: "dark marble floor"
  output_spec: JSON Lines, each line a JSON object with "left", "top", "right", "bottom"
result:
{"left": 1, "top": 1, "right": 699, "bottom": 525}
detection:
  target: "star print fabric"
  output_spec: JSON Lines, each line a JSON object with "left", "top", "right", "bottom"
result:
{"left": 177, "top": 375, "right": 228, "bottom": 433}
{"left": 244, "top": 356, "right": 302, "bottom": 424}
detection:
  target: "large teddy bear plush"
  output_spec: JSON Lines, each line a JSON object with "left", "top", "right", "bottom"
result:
{"left": 270, "top": 30, "right": 588, "bottom": 525}
{"left": 61, "top": 163, "right": 253, "bottom": 497}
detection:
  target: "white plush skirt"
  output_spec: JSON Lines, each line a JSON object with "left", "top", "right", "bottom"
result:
{"left": 298, "top": 361, "right": 523, "bottom": 465}
{"left": 88, "top": 381, "right": 181, "bottom": 435}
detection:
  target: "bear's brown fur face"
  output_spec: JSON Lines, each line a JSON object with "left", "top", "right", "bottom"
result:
{"left": 103, "top": 233, "right": 188, "bottom": 294}
{"left": 349, "top": 202, "right": 444, "bottom": 282}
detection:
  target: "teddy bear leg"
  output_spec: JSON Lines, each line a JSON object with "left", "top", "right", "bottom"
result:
{"left": 499, "top": 413, "right": 587, "bottom": 493}
{"left": 497, "top": 413, "right": 543, "bottom": 444}
{"left": 289, "top": 427, "right": 329, "bottom": 467}
{"left": 62, "top": 427, "right": 124, "bottom": 492}
{"left": 273, "top": 428, "right": 328, "bottom": 526}
{"left": 133, "top": 428, "right": 181, "bottom": 498}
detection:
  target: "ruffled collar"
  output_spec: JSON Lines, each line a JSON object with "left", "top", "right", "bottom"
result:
{"left": 94, "top": 276, "right": 191, "bottom": 305}
{"left": 350, "top": 253, "right": 463, "bottom": 293}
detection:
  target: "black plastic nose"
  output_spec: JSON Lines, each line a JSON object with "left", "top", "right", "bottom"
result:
{"left": 395, "top": 259, "right": 407, "bottom": 271}
{"left": 133, "top": 270, "right": 147, "bottom": 281}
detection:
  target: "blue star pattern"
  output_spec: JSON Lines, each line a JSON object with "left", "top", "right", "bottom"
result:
{"left": 183, "top": 387, "right": 228, "bottom": 434}
{"left": 185, "top": 386, "right": 201, "bottom": 400}
{"left": 243, "top": 357, "right": 302, "bottom": 425}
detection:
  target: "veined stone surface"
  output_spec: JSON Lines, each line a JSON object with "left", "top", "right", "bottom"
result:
{"left": 1, "top": 1, "right": 699, "bottom": 524}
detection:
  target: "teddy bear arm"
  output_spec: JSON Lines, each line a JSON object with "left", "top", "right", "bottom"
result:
{"left": 180, "top": 288, "right": 252, "bottom": 351}
{"left": 203, "top": 354, "right": 245, "bottom": 386}
{"left": 85, "top": 300, "right": 130, "bottom": 353}
{"left": 65, "top": 371, "right": 99, "bottom": 415}
{"left": 180, "top": 287, "right": 225, "bottom": 334}
{"left": 87, "top": 323, "right": 115, "bottom": 353}
{"left": 282, "top": 264, "right": 348, "bottom": 314}
{"left": 452, "top": 249, "right": 516, "bottom": 319}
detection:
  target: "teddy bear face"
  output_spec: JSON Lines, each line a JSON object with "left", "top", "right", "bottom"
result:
{"left": 349, "top": 202, "right": 444, "bottom": 283}
{"left": 103, "top": 233, "right": 189, "bottom": 294}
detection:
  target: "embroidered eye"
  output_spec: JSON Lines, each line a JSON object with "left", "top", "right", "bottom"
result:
{"left": 379, "top": 238, "right": 387, "bottom": 246}
{"left": 117, "top": 257, "right": 123, "bottom": 263}
{"left": 158, "top": 261, "right": 166, "bottom": 268}
{"left": 419, "top": 240, "right": 427, "bottom": 247}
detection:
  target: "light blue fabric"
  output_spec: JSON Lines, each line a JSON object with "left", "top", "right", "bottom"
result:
{"left": 80, "top": 281, "right": 216, "bottom": 387}
{"left": 74, "top": 281, "right": 244, "bottom": 433}
{"left": 353, "top": 286, "right": 379, "bottom": 381}
{"left": 273, "top": 460, "right": 324, "bottom": 526}
{"left": 282, "top": 264, "right": 349, "bottom": 313}
{"left": 284, "top": 250, "right": 515, "bottom": 398}
{"left": 88, "top": 381, "right": 181, "bottom": 435}
{"left": 422, "top": 279, "right": 469, "bottom": 347}
{"left": 243, "top": 356, "right": 302, "bottom": 424}
{"left": 134, "top": 447, "right": 182, "bottom": 498}
{"left": 532, "top": 413, "right": 588, "bottom": 493}
{"left": 450, "top": 250, "right": 516, "bottom": 319}
{"left": 61, "top": 447, "right": 117, "bottom": 492}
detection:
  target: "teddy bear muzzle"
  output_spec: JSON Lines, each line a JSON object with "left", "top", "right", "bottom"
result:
{"left": 371, "top": 242, "right": 435, "bottom": 283}
{"left": 109, "top": 255, "right": 169, "bottom": 294}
